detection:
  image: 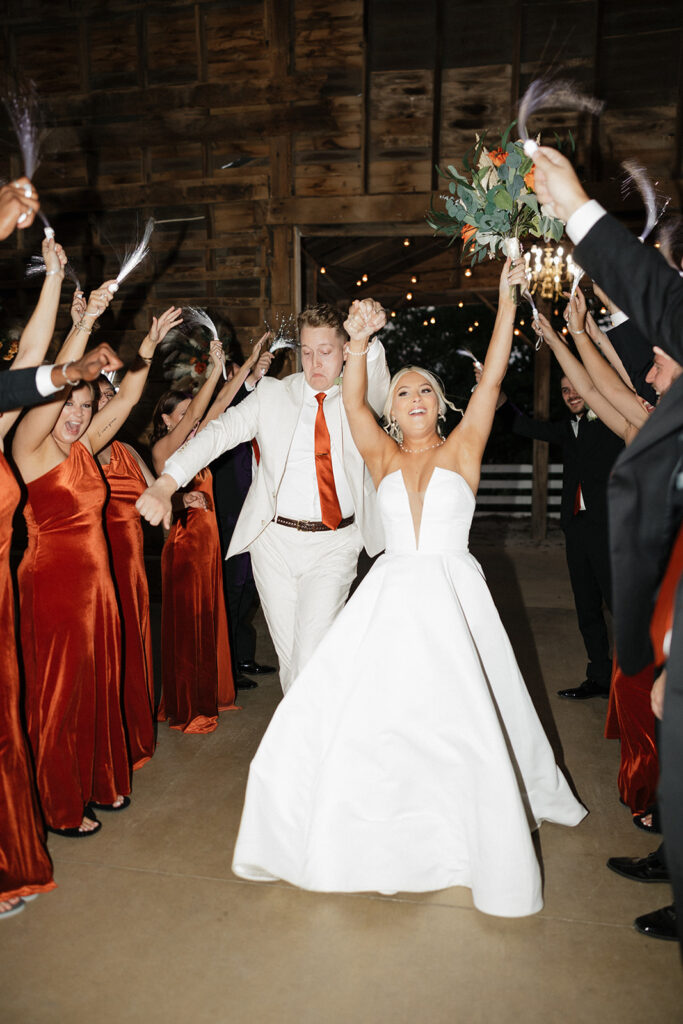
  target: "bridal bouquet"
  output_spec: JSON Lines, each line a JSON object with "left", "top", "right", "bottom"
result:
{"left": 427, "top": 124, "right": 565, "bottom": 266}
{"left": 159, "top": 328, "right": 223, "bottom": 381}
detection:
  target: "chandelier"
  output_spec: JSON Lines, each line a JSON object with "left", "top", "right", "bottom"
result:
{"left": 524, "top": 244, "right": 577, "bottom": 303}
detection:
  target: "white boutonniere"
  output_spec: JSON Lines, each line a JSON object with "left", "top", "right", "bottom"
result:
{"left": 586, "top": 408, "right": 598, "bottom": 422}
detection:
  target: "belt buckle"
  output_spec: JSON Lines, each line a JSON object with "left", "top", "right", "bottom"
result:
{"left": 296, "top": 519, "right": 304, "bottom": 531}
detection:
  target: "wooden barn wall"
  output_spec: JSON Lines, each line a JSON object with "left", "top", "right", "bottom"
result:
{"left": 0, "top": 0, "right": 680, "bottom": 362}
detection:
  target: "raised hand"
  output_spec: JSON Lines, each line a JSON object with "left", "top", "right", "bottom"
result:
{"left": 245, "top": 331, "right": 272, "bottom": 372}
{"left": 148, "top": 306, "right": 184, "bottom": 347}
{"left": 42, "top": 235, "right": 67, "bottom": 277}
{"left": 0, "top": 178, "right": 40, "bottom": 238}
{"left": 71, "top": 289, "right": 86, "bottom": 325}
{"left": 82, "top": 281, "right": 117, "bottom": 326}
{"left": 564, "top": 287, "right": 587, "bottom": 334}
{"left": 344, "top": 298, "right": 386, "bottom": 344}
{"left": 71, "top": 343, "right": 123, "bottom": 380}
{"left": 530, "top": 147, "right": 590, "bottom": 224}
{"left": 499, "top": 256, "right": 528, "bottom": 299}
{"left": 209, "top": 338, "right": 225, "bottom": 374}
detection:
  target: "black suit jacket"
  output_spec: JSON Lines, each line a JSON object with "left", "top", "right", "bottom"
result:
{"left": 0, "top": 366, "right": 46, "bottom": 413}
{"left": 576, "top": 212, "right": 683, "bottom": 673}
{"left": 575, "top": 213, "right": 683, "bottom": 365}
{"left": 500, "top": 402, "right": 624, "bottom": 529}
{"left": 607, "top": 319, "right": 656, "bottom": 405}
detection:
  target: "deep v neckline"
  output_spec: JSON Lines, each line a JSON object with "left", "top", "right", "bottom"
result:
{"left": 399, "top": 466, "right": 438, "bottom": 549}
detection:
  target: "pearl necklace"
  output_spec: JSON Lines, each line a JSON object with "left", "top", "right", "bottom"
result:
{"left": 399, "top": 437, "right": 445, "bottom": 454}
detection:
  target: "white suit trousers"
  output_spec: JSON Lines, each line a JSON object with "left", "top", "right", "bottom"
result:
{"left": 249, "top": 521, "right": 363, "bottom": 692}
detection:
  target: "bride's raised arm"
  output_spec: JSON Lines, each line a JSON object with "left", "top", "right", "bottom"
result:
{"left": 446, "top": 258, "right": 524, "bottom": 484}
{"left": 341, "top": 298, "right": 393, "bottom": 484}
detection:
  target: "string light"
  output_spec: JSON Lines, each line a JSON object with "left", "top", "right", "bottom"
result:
{"left": 473, "top": 320, "right": 479, "bottom": 327}
{"left": 410, "top": 275, "right": 418, "bottom": 284}
{"left": 320, "top": 266, "right": 326, "bottom": 274}
{"left": 519, "top": 319, "right": 525, "bottom": 326}
{"left": 464, "top": 269, "right": 472, "bottom": 277}
{"left": 362, "top": 273, "right": 368, "bottom": 282}
{"left": 562, "top": 326, "right": 568, "bottom": 334}
{"left": 356, "top": 279, "right": 362, "bottom": 287}
{"left": 458, "top": 301, "right": 464, "bottom": 308}
{"left": 654, "top": 242, "right": 661, "bottom": 248}
{"left": 514, "top": 328, "right": 520, "bottom": 336}
{"left": 390, "top": 310, "right": 396, "bottom": 317}
{"left": 403, "top": 238, "right": 411, "bottom": 247}
{"left": 600, "top": 306, "right": 607, "bottom": 313}
{"left": 430, "top": 317, "right": 436, "bottom": 324}
{"left": 468, "top": 326, "right": 473, "bottom": 333}
{"left": 406, "top": 292, "right": 413, "bottom": 300}
{"left": 423, "top": 319, "right": 429, "bottom": 326}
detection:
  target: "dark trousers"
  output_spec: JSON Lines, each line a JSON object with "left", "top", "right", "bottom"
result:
{"left": 564, "top": 512, "right": 613, "bottom": 687}
{"left": 223, "top": 555, "right": 259, "bottom": 666}
{"left": 660, "top": 576, "right": 683, "bottom": 946}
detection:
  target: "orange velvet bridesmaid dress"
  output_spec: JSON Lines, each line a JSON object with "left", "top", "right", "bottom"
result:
{"left": 103, "top": 441, "right": 155, "bottom": 769}
{"left": 160, "top": 467, "right": 236, "bottom": 732}
{"left": 0, "top": 452, "right": 55, "bottom": 898}
{"left": 19, "top": 441, "right": 130, "bottom": 829}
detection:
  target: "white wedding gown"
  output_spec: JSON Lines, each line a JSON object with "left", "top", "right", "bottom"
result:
{"left": 232, "top": 468, "right": 586, "bottom": 917}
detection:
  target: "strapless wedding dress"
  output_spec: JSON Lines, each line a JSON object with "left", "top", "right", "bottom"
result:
{"left": 232, "top": 468, "right": 586, "bottom": 917}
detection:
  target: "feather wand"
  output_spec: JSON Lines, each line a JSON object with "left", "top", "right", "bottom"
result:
{"left": 621, "top": 161, "right": 670, "bottom": 243}
{"left": 518, "top": 79, "right": 604, "bottom": 158}
{"left": 2, "top": 81, "right": 54, "bottom": 237}
{"left": 182, "top": 306, "right": 227, "bottom": 379}
{"left": 26, "top": 254, "right": 81, "bottom": 291}
{"left": 265, "top": 313, "right": 297, "bottom": 354}
{"left": 108, "top": 217, "right": 155, "bottom": 294}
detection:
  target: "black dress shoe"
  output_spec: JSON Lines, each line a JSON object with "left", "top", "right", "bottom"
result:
{"left": 634, "top": 904, "right": 678, "bottom": 941}
{"left": 557, "top": 679, "right": 610, "bottom": 700}
{"left": 235, "top": 673, "right": 258, "bottom": 690}
{"left": 238, "top": 660, "right": 276, "bottom": 676}
{"left": 607, "top": 851, "right": 670, "bottom": 883}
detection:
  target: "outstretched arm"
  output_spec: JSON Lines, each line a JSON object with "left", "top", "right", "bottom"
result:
{"left": 0, "top": 236, "right": 66, "bottom": 439}
{"left": 199, "top": 332, "right": 271, "bottom": 430}
{"left": 150, "top": 339, "right": 225, "bottom": 472}
{"left": 86, "top": 307, "right": 184, "bottom": 455}
{"left": 13, "top": 280, "right": 115, "bottom": 460}
{"left": 565, "top": 290, "right": 649, "bottom": 430}
{"left": 446, "top": 258, "right": 524, "bottom": 485}
{"left": 534, "top": 313, "right": 635, "bottom": 442}
{"left": 341, "top": 298, "right": 393, "bottom": 484}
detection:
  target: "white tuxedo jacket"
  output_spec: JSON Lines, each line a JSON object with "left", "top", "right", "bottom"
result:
{"left": 164, "top": 342, "right": 391, "bottom": 558}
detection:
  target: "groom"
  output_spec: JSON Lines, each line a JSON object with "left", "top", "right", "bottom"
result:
{"left": 137, "top": 301, "right": 390, "bottom": 692}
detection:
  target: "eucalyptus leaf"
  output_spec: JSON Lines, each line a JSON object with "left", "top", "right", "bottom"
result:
{"left": 493, "top": 188, "right": 513, "bottom": 212}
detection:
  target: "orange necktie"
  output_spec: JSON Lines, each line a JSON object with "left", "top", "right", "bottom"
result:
{"left": 314, "top": 392, "right": 342, "bottom": 529}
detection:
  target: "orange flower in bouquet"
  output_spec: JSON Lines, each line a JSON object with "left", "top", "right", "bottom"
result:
{"left": 488, "top": 147, "right": 507, "bottom": 167}
{"left": 523, "top": 166, "right": 535, "bottom": 191}
{"left": 460, "top": 223, "right": 477, "bottom": 245}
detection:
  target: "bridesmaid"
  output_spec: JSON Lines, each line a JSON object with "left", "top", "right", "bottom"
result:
{"left": 0, "top": 237, "right": 65, "bottom": 916}
{"left": 95, "top": 308, "right": 181, "bottom": 769}
{"left": 151, "top": 338, "right": 263, "bottom": 733}
{"left": 12, "top": 283, "right": 176, "bottom": 836}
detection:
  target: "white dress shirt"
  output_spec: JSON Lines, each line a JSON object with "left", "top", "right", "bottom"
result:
{"left": 276, "top": 382, "right": 354, "bottom": 521}
{"left": 35, "top": 364, "right": 61, "bottom": 396}
{"left": 566, "top": 199, "right": 606, "bottom": 246}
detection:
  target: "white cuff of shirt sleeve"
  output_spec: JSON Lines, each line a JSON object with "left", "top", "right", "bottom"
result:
{"left": 566, "top": 200, "right": 606, "bottom": 245}
{"left": 244, "top": 378, "right": 256, "bottom": 392}
{"left": 161, "top": 459, "right": 188, "bottom": 490}
{"left": 35, "top": 363, "right": 61, "bottom": 397}
{"left": 367, "top": 337, "right": 381, "bottom": 362}
{"left": 608, "top": 310, "right": 629, "bottom": 329}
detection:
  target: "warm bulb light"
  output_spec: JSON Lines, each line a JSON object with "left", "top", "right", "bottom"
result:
{"left": 474, "top": 320, "right": 479, "bottom": 327}
{"left": 362, "top": 274, "right": 368, "bottom": 282}
{"left": 356, "top": 279, "right": 362, "bottom": 286}
{"left": 519, "top": 319, "right": 525, "bottom": 326}
{"left": 406, "top": 292, "right": 413, "bottom": 300}
{"left": 390, "top": 310, "right": 396, "bottom": 317}
{"left": 513, "top": 329, "right": 520, "bottom": 336}
{"left": 403, "top": 238, "right": 411, "bottom": 247}
{"left": 423, "top": 319, "right": 429, "bottom": 326}
{"left": 468, "top": 326, "right": 473, "bottom": 333}
{"left": 430, "top": 317, "right": 436, "bottom": 324}
{"left": 410, "top": 275, "right": 418, "bottom": 284}
{"left": 464, "top": 268, "right": 472, "bottom": 277}
{"left": 458, "top": 301, "right": 464, "bottom": 308}
{"left": 320, "top": 266, "right": 326, "bottom": 274}
{"left": 562, "top": 326, "right": 568, "bottom": 334}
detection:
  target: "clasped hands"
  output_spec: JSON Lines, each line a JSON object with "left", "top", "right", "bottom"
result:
{"left": 344, "top": 299, "right": 386, "bottom": 348}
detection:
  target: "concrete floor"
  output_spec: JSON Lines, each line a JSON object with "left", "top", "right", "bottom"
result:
{"left": 2, "top": 522, "right": 682, "bottom": 1023}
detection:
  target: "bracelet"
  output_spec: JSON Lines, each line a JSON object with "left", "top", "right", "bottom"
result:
{"left": 75, "top": 319, "right": 92, "bottom": 334}
{"left": 45, "top": 269, "right": 60, "bottom": 277}
{"left": 346, "top": 346, "right": 369, "bottom": 356}
{"left": 139, "top": 355, "right": 153, "bottom": 364}
{"left": 571, "top": 327, "right": 586, "bottom": 335}
{"left": 82, "top": 310, "right": 98, "bottom": 318}
{"left": 61, "top": 361, "right": 82, "bottom": 387}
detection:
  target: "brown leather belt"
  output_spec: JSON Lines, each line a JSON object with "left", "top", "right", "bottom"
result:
{"left": 273, "top": 514, "right": 355, "bottom": 532}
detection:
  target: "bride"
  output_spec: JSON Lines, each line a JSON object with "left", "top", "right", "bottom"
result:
{"left": 232, "top": 258, "right": 586, "bottom": 917}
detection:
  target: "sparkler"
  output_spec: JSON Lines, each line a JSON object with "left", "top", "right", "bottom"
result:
{"left": 265, "top": 313, "right": 297, "bottom": 354}
{"left": 621, "top": 161, "right": 670, "bottom": 243}
{"left": 182, "top": 306, "right": 227, "bottom": 379}
{"left": 518, "top": 79, "right": 604, "bottom": 158}
{"left": 2, "top": 81, "right": 54, "bottom": 237}
{"left": 108, "top": 218, "right": 155, "bottom": 294}
{"left": 26, "top": 254, "right": 81, "bottom": 291}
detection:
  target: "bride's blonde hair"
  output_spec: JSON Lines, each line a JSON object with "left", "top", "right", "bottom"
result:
{"left": 382, "top": 366, "right": 462, "bottom": 443}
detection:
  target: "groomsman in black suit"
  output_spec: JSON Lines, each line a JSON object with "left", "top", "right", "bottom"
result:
{"left": 498, "top": 380, "right": 623, "bottom": 699}
{"left": 212, "top": 352, "right": 276, "bottom": 689}
{"left": 532, "top": 144, "right": 683, "bottom": 943}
